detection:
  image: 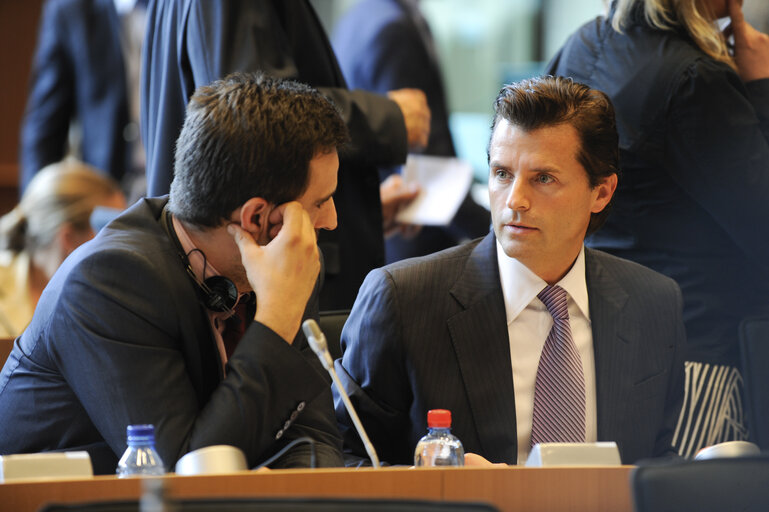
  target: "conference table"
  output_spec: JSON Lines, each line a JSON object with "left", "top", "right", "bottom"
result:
{"left": 0, "top": 465, "right": 634, "bottom": 511}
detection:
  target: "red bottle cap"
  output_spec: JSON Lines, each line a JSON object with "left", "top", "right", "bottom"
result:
{"left": 427, "top": 409, "right": 452, "bottom": 428}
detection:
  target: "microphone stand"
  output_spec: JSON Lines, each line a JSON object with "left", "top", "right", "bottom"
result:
{"left": 302, "top": 319, "right": 381, "bottom": 469}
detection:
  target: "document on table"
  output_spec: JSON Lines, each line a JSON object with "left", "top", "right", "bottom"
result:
{"left": 395, "top": 155, "right": 474, "bottom": 226}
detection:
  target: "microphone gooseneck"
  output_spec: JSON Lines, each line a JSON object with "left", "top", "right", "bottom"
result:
{"left": 302, "top": 319, "right": 381, "bottom": 469}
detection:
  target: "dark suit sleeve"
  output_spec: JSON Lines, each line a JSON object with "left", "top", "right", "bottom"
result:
{"left": 184, "top": 0, "right": 407, "bottom": 168}
{"left": 334, "top": 268, "right": 415, "bottom": 466}
{"left": 344, "top": 16, "right": 431, "bottom": 94}
{"left": 267, "top": 277, "right": 344, "bottom": 469}
{"left": 344, "top": 16, "right": 455, "bottom": 159}
{"left": 51, "top": 246, "right": 341, "bottom": 469}
{"left": 655, "top": 280, "right": 686, "bottom": 458}
{"left": 19, "top": 0, "right": 74, "bottom": 190}
{"left": 665, "top": 61, "right": 769, "bottom": 269}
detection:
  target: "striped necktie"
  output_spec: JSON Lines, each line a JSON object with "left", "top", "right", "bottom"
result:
{"left": 531, "top": 285, "right": 586, "bottom": 445}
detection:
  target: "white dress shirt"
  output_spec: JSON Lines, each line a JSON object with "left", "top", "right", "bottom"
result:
{"left": 496, "top": 242, "right": 597, "bottom": 464}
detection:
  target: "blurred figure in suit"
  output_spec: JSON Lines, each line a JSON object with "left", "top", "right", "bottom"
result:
{"left": 0, "top": 158, "right": 125, "bottom": 337}
{"left": 19, "top": 0, "right": 147, "bottom": 201}
{"left": 142, "top": 0, "right": 430, "bottom": 310}
{"left": 333, "top": 0, "right": 491, "bottom": 263}
{"left": 548, "top": 0, "right": 769, "bottom": 456}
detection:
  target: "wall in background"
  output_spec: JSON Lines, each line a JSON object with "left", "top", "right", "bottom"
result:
{"left": 315, "top": 0, "right": 605, "bottom": 179}
{"left": 0, "top": 0, "right": 43, "bottom": 212}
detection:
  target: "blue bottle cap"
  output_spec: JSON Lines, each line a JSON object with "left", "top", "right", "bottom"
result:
{"left": 126, "top": 424, "right": 155, "bottom": 439}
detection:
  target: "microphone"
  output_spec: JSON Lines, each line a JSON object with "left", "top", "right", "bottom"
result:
{"left": 302, "top": 319, "right": 381, "bottom": 468}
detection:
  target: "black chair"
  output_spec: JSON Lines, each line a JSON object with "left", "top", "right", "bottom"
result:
{"left": 631, "top": 456, "right": 769, "bottom": 512}
{"left": 740, "top": 317, "right": 769, "bottom": 449}
{"left": 40, "top": 497, "right": 499, "bottom": 512}
{"left": 319, "top": 309, "right": 350, "bottom": 361}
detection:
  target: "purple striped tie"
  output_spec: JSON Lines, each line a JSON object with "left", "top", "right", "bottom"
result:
{"left": 531, "top": 285, "right": 586, "bottom": 445}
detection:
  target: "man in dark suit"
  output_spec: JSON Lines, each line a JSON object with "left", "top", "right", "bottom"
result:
{"left": 335, "top": 76, "right": 685, "bottom": 466}
{"left": 141, "top": 0, "right": 429, "bottom": 310}
{"left": 332, "top": 0, "right": 490, "bottom": 263}
{"left": 0, "top": 73, "right": 347, "bottom": 473}
{"left": 20, "top": 0, "right": 146, "bottom": 197}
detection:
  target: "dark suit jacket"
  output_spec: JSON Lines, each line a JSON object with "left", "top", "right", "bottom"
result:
{"left": 332, "top": 0, "right": 490, "bottom": 262}
{"left": 335, "top": 233, "right": 685, "bottom": 465}
{"left": 19, "top": 0, "right": 131, "bottom": 189}
{"left": 141, "top": 0, "right": 408, "bottom": 310}
{"left": 547, "top": 8, "right": 769, "bottom": 366}
{"left": 333, "top": 0, "right": 454, "bottom": 157}
{"left": 0, "top": 197, "right": 342, "bottom": 474}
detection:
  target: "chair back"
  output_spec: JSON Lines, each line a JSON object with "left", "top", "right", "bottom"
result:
{"left": 632, "top": 456, "right": 769, "bottom": 512}
{"left": 740, "top": 317, "right": 769, "bottom": 449}
{"left": 318, "top": 309, "right": 350, "bottom": 361}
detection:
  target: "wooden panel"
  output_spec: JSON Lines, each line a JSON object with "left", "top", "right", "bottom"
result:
{"left": 0, "top": 338, "right": 15, "bottom": 367}
{"left": 0, "top": 466, "right": 634, "bottom": 512}
{"left": 0, "top": 183, "right": 19, "bottom": 216}
{"left": 442, "top": 466, "right": 633, "bottom": 512}
{"left": 0, "top": 1, "right": 44, "bottom": 188}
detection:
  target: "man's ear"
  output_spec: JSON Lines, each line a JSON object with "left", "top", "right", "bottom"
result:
{"left": 591, "top": 173, "right": 618, "bottom": 213}
{"left": 238, "top": 197, "right": 272, "bottom": 233}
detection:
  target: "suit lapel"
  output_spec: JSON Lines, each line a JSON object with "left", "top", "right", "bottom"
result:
{"left": 585, "top": 249, "right": 631, "bottom": 445}
{"left": 447, "top": 234, "right": 517, "bottom": 462}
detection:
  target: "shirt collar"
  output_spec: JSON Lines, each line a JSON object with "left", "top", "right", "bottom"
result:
{"left": 172, "top": 215, "right": 224, "bottom": 283}
{"left": 496, "top": 241, "right": 590, "bottom": 324}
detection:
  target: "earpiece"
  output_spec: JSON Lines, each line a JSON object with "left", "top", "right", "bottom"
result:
{"left": 162, "top": 207, "right": 238, "bottom": 313}
{"left": 195, "top": 274, "right": 238, "bottom": 313}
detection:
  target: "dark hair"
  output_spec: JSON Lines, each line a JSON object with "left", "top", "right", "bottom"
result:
{"left": 489, "top": 75, "right": 619, "bottom": 234}
{"left": 169, "top": 72, "right": 349, "bottom": 227}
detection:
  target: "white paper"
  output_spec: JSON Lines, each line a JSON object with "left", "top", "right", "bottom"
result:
{"left": 395, "top": 155, "right": 474, "bottom": 226}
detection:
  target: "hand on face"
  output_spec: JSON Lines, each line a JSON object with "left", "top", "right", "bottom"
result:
{"left": 227, "top": 202, "right": 320, "bottom": 344}
{"left": 724, "top": 0, "right": 769, "bottom": 82}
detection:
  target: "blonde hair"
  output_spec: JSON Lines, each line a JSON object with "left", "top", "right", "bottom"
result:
{"left": 0, "top": 158, "right": 123, "bottom": 254}
{"left": 611, "top": 0, "right": 735, "bottom": 69}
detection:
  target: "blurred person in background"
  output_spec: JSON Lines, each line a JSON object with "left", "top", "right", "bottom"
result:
{"left": 142, "top": 0, "right": 430, "bottom": 310}
{"left": 744, "top": 0, "right": 769, "bottom": 33}
{"left": 0, "top": 158, "right": 126, "bottom": 337}
{"left": 548, "top": 0, "right": 769, "bottom": 456}
{"left": 333, "top": 0, "right": 491, "bottom": 263}
{"left": 19, "top": 0, "right": 147, "bottom": 202}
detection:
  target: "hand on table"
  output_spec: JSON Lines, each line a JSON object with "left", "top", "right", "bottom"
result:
{"left": 464, "top": 453, "right": 508, "bottom": 467}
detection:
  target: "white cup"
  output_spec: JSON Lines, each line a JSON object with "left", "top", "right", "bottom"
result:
{"left": 694, "top": 441, "right": 761, "bottom": 460}
{"left": 174, "top": 445, "right": 248, "bottom": 475}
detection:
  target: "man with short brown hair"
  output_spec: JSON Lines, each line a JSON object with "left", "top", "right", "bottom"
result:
{"left": 335, "top": 76, "right": 685, "bottom": 467}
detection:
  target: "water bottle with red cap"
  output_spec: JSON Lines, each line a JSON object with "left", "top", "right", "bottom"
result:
{"left": 414, "top": 409, "right": 465, "bottom": 466}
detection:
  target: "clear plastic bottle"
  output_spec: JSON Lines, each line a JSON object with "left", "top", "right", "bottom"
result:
{"left": 116, "top": 424, "right": 165, "bottom": 477}
{"left": 414, "top": 409, "right": 465, "bottom": 466}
